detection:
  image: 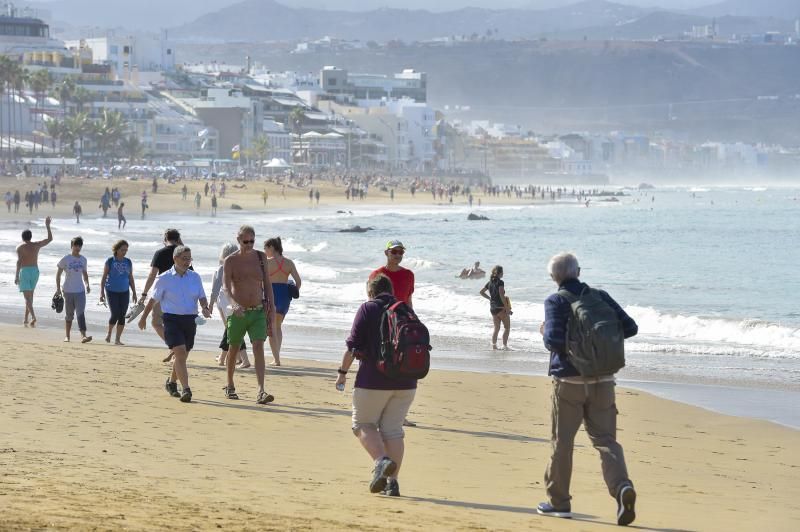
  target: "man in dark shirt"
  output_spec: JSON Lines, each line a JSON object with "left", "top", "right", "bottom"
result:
{"left": 335, "top": 274, "right": 417, "bottom": 498}
{"left": 140, "top": 229, "right": 183, "bottom": 356}
{"left": 537, "top": 252, "right": 638, "bottom": 526}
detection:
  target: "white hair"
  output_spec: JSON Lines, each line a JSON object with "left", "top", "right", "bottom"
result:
{"left": 548, "top": 252, "right": 580, "bottom": 283}
{"left": 219, "top": 242, "right": 239, "bottom": 264}
{"left": 173, "top": 245, "right": 191, "bottom": 258}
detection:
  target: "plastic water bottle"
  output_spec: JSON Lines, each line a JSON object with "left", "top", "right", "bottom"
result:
{"left": 195, "top": 316, "right": 206, "bottom": 326}
{"left": 336, "top": 383, "right": 345, "bottom": 392}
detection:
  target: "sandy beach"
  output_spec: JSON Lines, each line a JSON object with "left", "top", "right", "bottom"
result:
{"left": 1, "top": 324, "right": 798, "bottom": 531}
{"left": 0, "top": 173, "right": 534, "bottom": 224}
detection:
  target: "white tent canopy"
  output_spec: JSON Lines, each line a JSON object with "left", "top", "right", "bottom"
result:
{"left": 265, "top": 158, "right": 291, "bottom": 168}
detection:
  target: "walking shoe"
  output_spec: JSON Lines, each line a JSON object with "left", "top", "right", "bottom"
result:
{"left": 180, "top": 388, "right": 192, "bottom": 403}
{"left": 616, "top": 484, "right": 636, "bottom": 526}
{"left": 165, "top": 379, "right": 180, "bottom": 398}
{"left": 369, "top": 457, "right": 397, "bottom": 493}
{"left": 536, "top": 502, "right": 572, "bottom": 519}
{"left": 382, "top": 479, "right": 400, "bottom": 497}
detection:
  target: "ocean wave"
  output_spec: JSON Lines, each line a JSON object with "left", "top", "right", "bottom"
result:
{"left": 403, "top": 258, "right": 439, "bottom": 270}
{"left": 293, "top": 259, "right": 338, "bottom": 281}
{"left": 627, "top": 305, "right": 800, "bottom": 355}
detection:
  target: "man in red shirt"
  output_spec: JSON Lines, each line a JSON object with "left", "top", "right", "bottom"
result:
{"left": 369, "top": 239, "right": 417, "bottom": 427}
{"left": 369, "top": 240, "right": 414, "bottom": 308}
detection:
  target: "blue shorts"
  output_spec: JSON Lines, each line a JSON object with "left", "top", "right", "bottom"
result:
{"left": 18, "top": 266, "right": 39, "bottom": 292}
{"left": 272, "top": 283, "right": 291, "bottom": 315}
{"left": 163, "top": 313, "right": 197, "bottom": 351}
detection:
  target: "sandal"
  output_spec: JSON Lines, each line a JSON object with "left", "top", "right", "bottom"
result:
{"left": 223, "top": 386, "right": 239, "bottom": 400}
{"left": 256, "top": 391, "right": 274, "bottom": 405}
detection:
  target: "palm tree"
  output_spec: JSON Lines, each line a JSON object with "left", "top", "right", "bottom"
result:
{"left": 44, "top": 117, "right": 63, "bottom": 154}
{"left": 250, "top": 134, "right": 271, "bottom": 176}
{"left": 71, "top": 86, "right": 93, "bottom": 115}
{"left": 119, "top": 133, "right": 144, "bottom": 164}
{"left": 54, "top": 77, "right": 75, "bottom": 118}
{"left": 29, "top": 69, "right": 51, "bottom": 154}
{"left": 64, "top": 111, "right": 91, "bottom": 160}
{"left": 90, "top": 109, "right": 125, "bottom": 165}
{"left": 0, "top": 56, "right": 12, "bottom": 158}
{"left": 289, "top": 106, "right": 305, "bottom": 165}
{"left": 8, "top": 63, "right": 28, "bottom": 151}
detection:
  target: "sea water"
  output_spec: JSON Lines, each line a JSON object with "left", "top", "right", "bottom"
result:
{"left": 1, "top": 186, "right": 798, "bottom": 425}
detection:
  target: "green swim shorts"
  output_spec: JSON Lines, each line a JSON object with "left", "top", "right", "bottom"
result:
{"left": 18, "top": 266, "right": 40, "bottom": 292}
{"left": 226, "top": 307, "right": 268, "bottom": 346}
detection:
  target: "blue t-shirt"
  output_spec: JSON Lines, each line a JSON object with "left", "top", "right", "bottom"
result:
{"left": 105, "top": 256, "right": 132, "bottom": 293}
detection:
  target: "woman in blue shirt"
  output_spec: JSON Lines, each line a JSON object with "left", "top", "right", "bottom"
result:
{"left": 99, "top": 239, "right": 138, "bottom": 345}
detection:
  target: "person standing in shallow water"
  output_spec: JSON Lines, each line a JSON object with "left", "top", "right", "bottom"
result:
{"left": 479, "top": 265, "right": 511, "bottom": 350}
{"left": 117, "top": 202, "right": 126, "bottom": 230}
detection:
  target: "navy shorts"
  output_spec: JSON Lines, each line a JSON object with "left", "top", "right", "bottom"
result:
{"left": 162, "top": 313, "right": 197, "bottom": 351}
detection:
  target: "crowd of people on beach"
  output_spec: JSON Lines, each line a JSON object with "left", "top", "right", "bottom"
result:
{"left": 9, "top": 172, "right": 641, "bottom": 525}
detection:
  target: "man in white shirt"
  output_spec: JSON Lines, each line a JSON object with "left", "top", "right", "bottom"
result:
{"left": 56, "top": 236, "right": 92, "bottom": 343}
{"left": 138, "top": 246, "right": 212, "bottom": 403}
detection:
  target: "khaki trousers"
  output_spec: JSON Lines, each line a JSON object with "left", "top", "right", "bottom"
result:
{"left": 544, "top": 379, "right": 631, "bottom": 508}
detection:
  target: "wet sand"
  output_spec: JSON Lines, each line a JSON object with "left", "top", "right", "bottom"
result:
{"left": 1, "top": 325, "right": 798, "bottom": 531}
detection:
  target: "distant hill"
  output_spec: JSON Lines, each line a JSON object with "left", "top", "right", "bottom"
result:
{"left": 177, "top": 39, "right": 800, "bottom": 144}
{"left": 27, "top": 0, "right": 242, "bottom": 31}
{"left": 691, "top": 0, "right": 799, "bottom": 20}
{"left": 172, "top": 0, "right": 787, "bottom": 42}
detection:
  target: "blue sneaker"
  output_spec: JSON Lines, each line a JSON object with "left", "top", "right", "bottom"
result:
{"left": 537, "top": 502, "right": 572, "bottom": 518}
{"left": 616, "top": 485, "right": 636, "bottom": 526}
{"left": 369, "top": 457, "right": 397, "bottom": 493}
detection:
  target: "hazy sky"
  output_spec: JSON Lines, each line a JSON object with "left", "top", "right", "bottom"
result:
{"left": 28, "top": 0, "right": 716, "bottom": 11}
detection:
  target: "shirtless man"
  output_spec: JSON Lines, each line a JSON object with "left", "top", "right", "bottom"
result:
{"left": 223, "top": 225, "right": 276, "bottom": 404}
{"left": 15, "top": 216, "right": 53, "bottom": 327}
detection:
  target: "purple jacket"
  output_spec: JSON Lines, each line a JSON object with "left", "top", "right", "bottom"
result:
{"left": 346, "top": 293, "right": 417, "bottom": 390}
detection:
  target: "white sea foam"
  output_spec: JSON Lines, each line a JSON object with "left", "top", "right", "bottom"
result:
{"left": 627, "top": 305, "right": 800, "bottom": 356}
{"left": 292, "top": 259, "right": 338, "bottom": 281}
{"left": 403, "top": 258, "right": 439, "bottom": 270}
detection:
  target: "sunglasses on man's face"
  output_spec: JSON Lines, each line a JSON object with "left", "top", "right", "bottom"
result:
{"left": 241, "top": 239, "right": 255, "bottom": 245}
{"left": 390, "top": 249, "right": 404, "bottom": 255}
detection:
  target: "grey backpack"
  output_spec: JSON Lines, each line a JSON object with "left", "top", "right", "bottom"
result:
{"left": 558, "top": 286, "right": 625, "bottom": 377}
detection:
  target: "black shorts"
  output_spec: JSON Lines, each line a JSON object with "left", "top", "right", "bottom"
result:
{"left": 163, "top": 313, "right": 197, "bottom": 351}
{"left": 490, "top": 307, "right": 505, "bottom": 316}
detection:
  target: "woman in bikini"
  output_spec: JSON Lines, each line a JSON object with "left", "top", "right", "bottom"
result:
{"left": 479, "top": 265, "right": 512, "bottom": 350}
{"left": 264, "top": 237, "right": 302, "bottom": 366}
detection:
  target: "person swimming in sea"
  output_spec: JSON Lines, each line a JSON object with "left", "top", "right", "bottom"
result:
{"left": 264, "top": 237, "right": 302, "bottom": 366}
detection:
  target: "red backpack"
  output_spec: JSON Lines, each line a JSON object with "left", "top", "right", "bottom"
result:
{"left": 378, "top": 300, "right": 431, "bottom": 380}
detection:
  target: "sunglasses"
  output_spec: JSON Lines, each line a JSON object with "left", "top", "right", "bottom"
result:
{"left": 241, "top": 239, "right": 255, "bottom": 244}
{"left": 389, "top": 249, "right": 405, "bottom": 255}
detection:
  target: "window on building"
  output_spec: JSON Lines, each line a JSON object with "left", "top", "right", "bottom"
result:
{"left": 167, "top": 49, "right": 172, "bottom": 55}
{"left": 110, "top": 45, "right": 119, "bottom": 55}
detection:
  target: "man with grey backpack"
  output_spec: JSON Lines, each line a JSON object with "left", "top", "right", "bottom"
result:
{"left": 537, "top": 252, "right": 639, "bottom": 525}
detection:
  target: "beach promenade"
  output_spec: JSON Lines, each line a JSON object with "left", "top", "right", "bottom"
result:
{"left": 1, "top": 325, "right": 798, "bottom": 531}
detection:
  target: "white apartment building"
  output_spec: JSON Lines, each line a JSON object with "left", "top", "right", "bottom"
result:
{"left": 262, "top": 119, "right": 291, "bottom": 162}
{"left": 65, "top": 31, "right": 176, "bottom": 79}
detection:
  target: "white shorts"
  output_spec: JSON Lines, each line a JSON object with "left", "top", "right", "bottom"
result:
{"left": 352, "top": 388, "right": 416, "bottom": 440}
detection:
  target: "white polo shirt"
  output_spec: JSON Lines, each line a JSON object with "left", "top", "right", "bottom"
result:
{"left": 152, "top": 266, "right": 206, "bottom": 315}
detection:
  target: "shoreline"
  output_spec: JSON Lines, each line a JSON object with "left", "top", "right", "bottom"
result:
{"left": 2, "top": 316, "right": 797, "bottom": 431}
{"left": 1, "top": 326, "right": 798, "bottom": 530}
